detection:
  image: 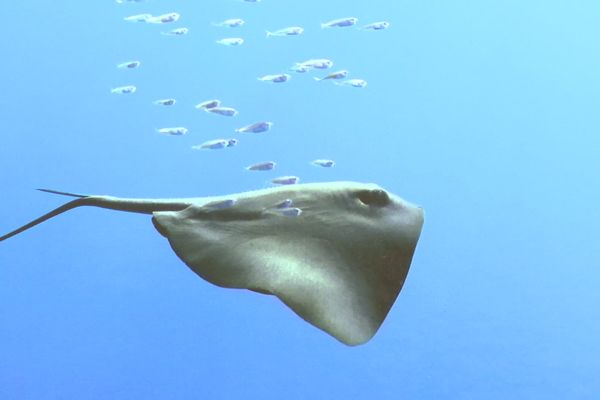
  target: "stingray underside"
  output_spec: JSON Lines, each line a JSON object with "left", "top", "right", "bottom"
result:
{"left": 151, "top": 204, "right": 420, "bottom": 346}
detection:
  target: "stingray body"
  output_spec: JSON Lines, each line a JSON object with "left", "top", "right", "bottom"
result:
{"left": 1, "top": 182, "right": 424, "bottom": 346}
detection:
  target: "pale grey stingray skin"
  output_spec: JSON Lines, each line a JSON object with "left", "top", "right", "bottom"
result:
{"left": 0, "top": 182, "right": 424, "bottom": 346}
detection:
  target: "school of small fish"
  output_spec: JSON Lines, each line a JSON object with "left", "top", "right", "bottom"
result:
{"left": 113, "top": 1, "right": 390, "bottom": 216}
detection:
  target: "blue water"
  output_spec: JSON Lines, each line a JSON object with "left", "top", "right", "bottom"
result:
{"left": 1, "top": 1, "right": 599, "bottom": 398}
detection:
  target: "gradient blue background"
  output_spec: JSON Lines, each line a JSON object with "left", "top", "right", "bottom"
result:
{"left": 1, "top": 1, "right": 599, "bottom": 398}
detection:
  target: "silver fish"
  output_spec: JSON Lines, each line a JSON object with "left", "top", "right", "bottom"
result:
{"left": 246, "top": 161, "right": 276, "bottom": 171}
{"left": 124, "top": 14, "right": 152, "bottom": 23}
{"left": 146, "top": 13, "right": 180, "bottom": 24}
{"left": 311, "top": 159, "right": 335, "bottom": 168}
{"left": 321, "top": 17, "right": 358, "bottom": 29}
{"left": 153, "top": 98, "right": 176, "bottom": 106}
{"left": 162, "top": 27, "right": 189, "bottom": 36}
{"left": 111, "top": 85, "right": 136, "bottom": 94}
{"left": 258, "top": 74, "right": 291, "bottom": 83}
{"left": 192, "top": 139, "right": 229, "bottom": 150}
{"left": 216, "top": 38, "right": 244, "bottom": 46}
{"left": 334, "top": 79, "right": 367, "bottom": 88}
{"left": 206, "top": 107, "right": 238, "bottom": 117}
{"left": 158, "top": 127, "right": 188, "bottom": 136}
{"left": 235, "top": 121, "right": 273, "bottom": 133}
{"left": 195, "top": 99, "right": 221, "bottom": 110}
{"left": 266, "top": 27, "right": 304, "bottom": 37}
{"left": 295, "top": 59, "right": 333, "bottom": 70}
{"left": 202, "top": 199, "right": 237, "bottom": 210}
{"left": 117, "top": 61, "right": 141, "bottom": 69}
{"left": 314, "top": 70, "right": 348, "bottom": 81}
{"left": 213, "top": 19, "right": 245, "bottom": 28}
{"left": 361, "top": 21, "right": 390, "bottom": 31}
{"left": 271, "top": 176, "right": 300, "bottom": 185}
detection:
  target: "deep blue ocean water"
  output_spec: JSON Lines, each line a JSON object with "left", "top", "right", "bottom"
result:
{"left": 1, "top": 1, "right": 599, "bottom": 398}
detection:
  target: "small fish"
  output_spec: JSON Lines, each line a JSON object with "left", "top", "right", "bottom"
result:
{"left": 116, "top": 0, "right": 144, "bottom": 3}
{"left": 202, "top": 199, "right": 237, "bottom": 210}
{"left": 192, "top": 139, "right": 234, "bottom": 150}
{"left": 289, "top": 64, "right": 310, "bottom": 73}
{"left": 153, "top": 98, "right": 176, "bottom": 106}
{"left": 206, "top": 107, "right": 238, "bottom": 117}
{"left": 241, "top": 0, "right": 260, "bottom": 3}
{"left": 146, "top": 13, "right": 180, "bottom": 24}
{"left": 246, "top": 161, "right": 276, "bottom": 171}
{"left": 195, "top": 99, "right": 221, "bottom": 110}
{"left": 235, "top": 121, "right": 273, "bottom": 133}
{"left": 271, "top": 176, "right": 300, "bottom": 185}
{"left": 157, "top": 127, "right": 188, "bottom": 136}
{"left": 213, "top": 18, "right": 245, "bottom": 28}
{"left": 314, "top": 70, "right": 348, "bottom": 81}
{"left": 334, "top": 79, "right": 368, "bottom": 88}
{"left": 361, "top": 21, "right": 390, "bottom": 30}
{"left": 266, "top": 207, "right": 303, "bottom": 217}
{"left": 258, "top": 74, "right": 291, "bottom": 83}
{"left": 295, "top": 59, "right": 334, "bottom": 70}
{"left": 266, "top": 27, "right": 304, "bottom": 37}
{"left": 117, "top": 61, "right": 141, "bottom": 69}
{"left": 111, "top": 85, "right": 136, "bottom": 94}
{"left": 227, "top": 139, "right": 238, "bottom": 147}
{"left": 274, "top": 199, "right": 293, "bottom": 209}
{"left": 124, "top": 14, "right": 152, "bottom": 23}
{"left": 311, "top": 159, "right": 335, "bottom": 168}
{"left": 321, "top": 17, "right": 358, "bottom": 29}
{"left": 162, "top": 27, "right": 189, "bottom": 36}
{"left": 216, "top": 38, "right": 244, "bottom": 46}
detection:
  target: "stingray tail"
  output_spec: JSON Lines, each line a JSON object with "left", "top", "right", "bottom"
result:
{"left": 36, "top": 188, "right": 87, "bottom": 198}
{"left": 0, "top": 197, "right": 87, "bottom": 242}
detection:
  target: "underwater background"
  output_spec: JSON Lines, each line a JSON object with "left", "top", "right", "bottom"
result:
{"left": 1, "top": 0, "right": 599, "bottom": 398}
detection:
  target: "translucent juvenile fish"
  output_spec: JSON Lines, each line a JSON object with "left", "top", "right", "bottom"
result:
{"left": 235, "top": 121, "right": 273, "bottom": 133}
{"left": 266, "top": 27, "right": 304, "bottom": 37}
{"left": 334, "top": 79, "right": 368, "bottom": 88}
{"left": 265, "top": 207, "right": 303, "bottom": 217}
{"left": 241, "top": 0, "right": 260, "bottom": 3}
{"left": 216, "top": 38, "right": 244, "bottom": 46}
{"left": 258, "top": 74, "right": 291, "bottom": 83}
{"left": 311, "top": 159, "right": 335, "bottom": 168}
{"left": 146, "top": 13, "right": 180, "bottom": 24}
{"left": 290, "top": 64, "right": 310, "bottom": 73}
{"left": 273, "top": 199, "right": 293, "bottom": 209}
{"left": 271, "top": 176, "right": 300, "bottom": 185}
{"left": 117, "top": 61, "right": 141, "bottom": 69}
{"left": 295, "top": 59, "right": 334, "bottom": 70}
{"left": 206, "top": 107, "right": 238, "bottom": 117}
{"left": 124, "top": 14, "right": 152, "bottom": 23}
{"left": 162, "top": 27, "right": 189, "bottom": 36}
{"left": 111, "top": 85, "right": 136, "bottom": 94}
{"left": 361, "top": 21, "right": 390, "bottom": 30}
{"left": 246, "top": 161, "right": 276, "bottom": 171}
{"left": 116, "top": 0, "right": 144, "bottom": 3}
{"left": 321, "top": 17, "right": 358, "bottom": 29}
{"left": 153, "top": 98, "right": 176, "bottom": 106}
{"left": 195, "top": 99, "right": 221, "bottom": 110}
{"left": 314, "top": 70, "right": 348, "bottom": 81}
{"left": 192, "top": 139, "right": 237, "bottom": 150}
{"left": 202, "top": 199, "right": 237, "bottom": 210}
{"left": 158, "top": 127, "right": 188, "bottom": 136}
{"left": 213, "top": 18, "right": 245, "bottom": 28}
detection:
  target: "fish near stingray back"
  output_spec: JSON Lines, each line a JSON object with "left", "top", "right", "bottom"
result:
{"left": 152, "top": 182, "right": 424, "bottom": 346}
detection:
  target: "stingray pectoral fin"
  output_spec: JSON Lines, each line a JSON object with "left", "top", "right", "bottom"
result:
{"left": 152, "top": 206, "right": 412, "bottom": 346}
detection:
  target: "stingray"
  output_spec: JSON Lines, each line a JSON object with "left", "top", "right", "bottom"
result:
{"left": 0, "top": 182, "right": 424, "bottom": 346}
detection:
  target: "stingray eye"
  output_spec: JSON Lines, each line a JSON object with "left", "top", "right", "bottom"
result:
{"left": 357, "top": 189, "right": 390, "bottom": 207}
